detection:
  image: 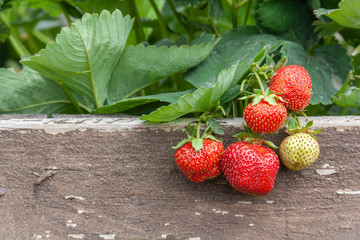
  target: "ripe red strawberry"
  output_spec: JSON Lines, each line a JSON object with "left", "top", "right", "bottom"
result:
{"left": 269, "top": 65, "right": 312, "bottom": 112}
{"left": 173, "top": 121, "right": 225, "bottom": 183}
{"left": 221, "top": 141, "right": 279, "bottom": 195}
{"left": 175, "top": 139, "right": 224, "bottom": 182}
{"left": 243, "top": 99, "right": 287, "bottom": 134}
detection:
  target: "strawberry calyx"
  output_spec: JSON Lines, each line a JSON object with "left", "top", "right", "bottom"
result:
{"left": 233, "top": 125, "right": 278, "bottom": 149}
{"left": 286, "top": 114, "right": 322, "bottom": 138}
{"left": 172, "top": 119, "right": 222, "bottom": 152}
{"left": 240, "top": 88, "right": 285, "bottom": 106}
{"left": 240, "top": 63, "right": 284, "bottom": 106}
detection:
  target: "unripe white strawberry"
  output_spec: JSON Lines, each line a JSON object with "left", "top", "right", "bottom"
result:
{"left": 279, "top": 132, "right": 320, "bottom": 170}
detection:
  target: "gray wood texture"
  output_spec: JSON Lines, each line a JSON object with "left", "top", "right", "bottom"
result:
{"left": 0, "top": 115, "right": 359, "bottom": 240}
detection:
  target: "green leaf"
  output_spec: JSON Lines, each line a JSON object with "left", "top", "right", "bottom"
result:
{"left": 0, "top": 23, "right": 9, "bottom": 41}
{"left": 281, "top": 41, "right": 353, "bottom": 105}
{"left": 21, "top": 10, "right": 134, "bottom": 110}
{"left": 313, "top": 20, "right": 345, "bottom": 39}
{"left": 66, "top": 0, "right": 131, "bottom": 14}
{"left": 255, "top": 0, "right": 318, "bottom": 49}
{"left": 208, "top": 0, "right": 223, "bottom": 20}
{"left": 13, "top": 0, "right": 64, "bottom": 16}
{"left": 309, "top": 0, "right": 321, "bottom": 10}
{"left": 172, "top": 0, "right": 207, "bottom": 7}
{"left": 140, "top": 64, "right": 238, "bottom": 122}
{"left": 184, "top": 27, "right": 280, "bottom": 89}
{"left": 107, "top": 40, "right": 217, "bottom": 103}
{"left": 333, "top": 87, "right": 360, "bottom": 108}
{"left": 314, "top": 0, "right": 360, "bottom": 29}
{"left": 256, "top": 0, "right": 300, "bottom": 33}
{"left": 207, "top": 118, "right": 224, "bottom": 135}
{"left": 0, "top": 67, "right": 74, "bottom": 114}
{"left": 93, "top": 90, "right": 194, "bottom": 114}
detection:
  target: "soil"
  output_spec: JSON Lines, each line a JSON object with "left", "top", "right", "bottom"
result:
{"left": 0, "top": 120, "right": 359, "bottom": 240}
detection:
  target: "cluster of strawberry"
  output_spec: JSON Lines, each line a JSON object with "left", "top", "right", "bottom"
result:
{"left": 173, "top": 65, "right": 321, "bottom": 196}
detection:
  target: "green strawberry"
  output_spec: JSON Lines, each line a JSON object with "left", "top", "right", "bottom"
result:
{"left": 279, "top": 116, "right": 322, "bottom": 170}
{"left": 279, "top": 133, "right": 320, "bottom": 170}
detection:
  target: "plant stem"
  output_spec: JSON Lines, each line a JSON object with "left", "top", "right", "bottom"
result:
{"left": 149, "top": 0, "right": 169, "bottom": 38}
{"left": 59, "top": 82, "right": 85, "bottom": 114}
{"left": 208, "top": 17, "right": 220, "bottom": 37}
{"left": 58, "top": 2, "right": 72, "bottom": 26}
{"left": 335, "top": 71, "right": 353, "bottom": 97}
{"left": 8, "top": 34, "right": 30, "bottom": 57}
{"left": 129, "top": 0, "right": 146, "bottom": 43}
{"left": 166, "top": 0, "right": 192, "bottom": 40}
{"left": 341, "top": 107, "right": 348, "bottom": 115}
{"left": 196, "top": 120, "right": 201, "bottom": 139}
{"left": 252, "top": 69, "right": 266, "bottom": 97}
{"left": 231, "top": 1, "right": 238, "bottom": 28}
{"left": 243, "top": 0, "right": 252, "bottom": 25}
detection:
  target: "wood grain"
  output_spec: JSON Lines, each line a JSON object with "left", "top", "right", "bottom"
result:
{"left": 0, "top": 116, "right": 359, "bottom": 240}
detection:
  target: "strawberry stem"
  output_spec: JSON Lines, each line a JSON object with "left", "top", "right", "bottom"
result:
{"left": 196, "top": 120, "right": 201, "bottom": 139}
{"left": 252, "top": 69, "right": 266, "bottom": 97}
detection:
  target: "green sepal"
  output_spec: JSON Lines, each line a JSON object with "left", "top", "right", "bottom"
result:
{"left": 192, "top": 138, "right": 204, "bottom": 152}
{"left": 233, "top": 132, "right": 251, "bottom": 140}
{"left": 253, "top": 95, "right": 264, "bottom": 105}
{"left": 207, "top": 118, "right": 224, "bottom": 135}
{"left": 264, "top": 96, "right": 277, "bottom": 105}
{"left": 205, "top": 135, "right": 222, "bottom": 142}
{"left": 173, "top": 119, "right": 222, "bottom": 152}
{"left": 172, "top": 138, "right": 191, "bottom": 149}
{"left": 305, "top": 120, "right": 313, "bottom": 129}
{"left": 263, "top": 140, "right": 279, "bottom": 150}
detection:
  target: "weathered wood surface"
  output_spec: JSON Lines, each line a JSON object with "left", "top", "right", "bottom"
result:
{"left": 0, "top": 115, "right": 359, "bottom": 240}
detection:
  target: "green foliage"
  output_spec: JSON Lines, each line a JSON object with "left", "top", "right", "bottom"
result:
{"left": 314, "top": 0, "right": 360, "bottom": 29}
{"left": 333, "top": 87, "right": 360, "bottom": 108}
{"left": 141, "top": 64, "right": 237, "bottom": 122}
{"left": 0, "top": 0, "right": 358, "bottom": 119}
{"left": 0, "top": 67, "right": 74, "bottom": 113}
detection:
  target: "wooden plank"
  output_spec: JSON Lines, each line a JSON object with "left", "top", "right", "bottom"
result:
{"left": 0, "top": 116, "right": 359, "bottom": 240}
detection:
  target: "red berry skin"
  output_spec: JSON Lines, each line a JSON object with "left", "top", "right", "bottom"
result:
{"left": 270, "top": 65, "right": 312, "bottom": 112}
{"left": 174, "top": 139, "right": 225, "bottom": 183}
{"left": 221, "top": 142, "right": 279, "bottom": 196}
{"left": 243, "top": 100, "right": 287, "bottom": 134}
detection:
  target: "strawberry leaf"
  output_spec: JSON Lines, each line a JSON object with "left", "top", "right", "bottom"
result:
{"left": 140, "top": 64, "right": 238, "bottom": 122}
{"left": 333, "top": 87, "right": 360, "bottom": 108}
{"left": 184, "top": 27, "right": 280, "bottom": 89}
{"left": 314, "top": 0, "right": 360, "bottom": 29}
{"left": 93, "top": 90, "right": 194, "bottom": 113}
{"left": 0, "top": 67, "right": 75, "bottom": 114}
{"left": 22, "top": 10, "right": 134, "bottom": 110}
